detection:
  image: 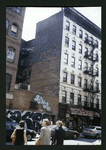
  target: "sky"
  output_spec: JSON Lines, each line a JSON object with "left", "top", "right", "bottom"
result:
{"left": 21, "top": 7, "right": 101, "bottom": 41}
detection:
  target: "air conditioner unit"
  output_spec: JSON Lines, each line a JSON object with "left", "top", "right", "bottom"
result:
{"left": 18, "top": 83, "right": 30, "bottom": 91}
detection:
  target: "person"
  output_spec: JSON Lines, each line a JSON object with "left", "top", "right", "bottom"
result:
{"left": 11, "top": 120, "right": 27, "bottom": 145}
{"left": 51, "top": 120, "right": 65, "bottom": 145}
{"left": 35, "top": 118, "right": 51, "bottom": 145}
{"left": 72, "top": 120, "right": 77, "bottom": 130}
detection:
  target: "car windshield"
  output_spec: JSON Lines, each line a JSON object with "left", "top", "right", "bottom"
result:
{"left": 86, "top": 126, "right": 95, "bottom": 129}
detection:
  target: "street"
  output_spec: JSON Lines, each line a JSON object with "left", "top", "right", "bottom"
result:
{"left": 6, "top": 134, "right": 101, "bottom": 145}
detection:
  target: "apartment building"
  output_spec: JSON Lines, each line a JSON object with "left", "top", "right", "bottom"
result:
{"left": 16, "top": 7, "right": 101, "bottom": 128}
{"left": 6, "top": 7, "right": 26, "bottom": 109}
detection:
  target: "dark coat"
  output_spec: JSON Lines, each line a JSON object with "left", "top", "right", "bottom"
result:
{"left": 51, "top": 127, "right": 65, "bottom": 145}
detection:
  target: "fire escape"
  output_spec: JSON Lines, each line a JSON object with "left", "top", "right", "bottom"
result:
{"left": 83, "top": 35, "right": 100, "bottom": 111}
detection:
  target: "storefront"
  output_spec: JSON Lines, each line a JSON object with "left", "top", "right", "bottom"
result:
{"left": 66, "top": 107, "right": 100, "bottom": 131}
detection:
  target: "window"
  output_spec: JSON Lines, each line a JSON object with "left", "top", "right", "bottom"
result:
{"left": 85, "top": 33, "right": 88, "bottom": 40}
{"left": 96, "top": 83, "right": 99, "bottom": 91}
{"left": 84, "top": 62, "right": 88, "bottom": 70}
{"left": 64, "top": 53, "right": 68, "bottom": 64}
{"left": 95, "top": 40, "right": 98, "bottom": 48}
{"left": 90, "top": 37, "right": 94, "bottom": 44}
{"left": 84, "top": 96, "right": 87, "bottom": 106}
{"left": 79, "top": 30, "right": 83, "bottom": 38}
{"left": 90, "top": 97, "right": 94, "bottom": 108}
{"left": 63, "top": 72, "right": 67, "bottom": 82}
{"left": 28, "top": 70, "right": 31, "bottom": 76}
{"left": 6, "top": 74, "right": 12, "bottom": 91}
{"left": 7, "top": 7, "right": 12, "bottom": 10}
{"left": 78, "top": 94, "right": 81, "bottom": 106}
{"left": 71, "top": 74, "right": 75, "bottom": 84}
{"left": 14, "top": 7, "right": 21, "bottom": 14}
{"left": 62, "top": 91, "right": 67, "bottom": 103}
{"left": 65, "top": 37, "right": 69, "bottom": 47}
{"left": 96, "top": 99, "right": 99, "bottom": 109}
{"left": 11, "top": 24, "right": 18, "bottom": 37}
{"left": 73, "top": 25, "right": 76, "bottom": 35}
{"left": 23, "top": 71, "right": 27, "bottom": 79}
{"left": 71, "top": 56, "right": 75, "bottom": 67}
{"left": 78, "top": 60, "right": 82, "bottom": 70}
{"left": 6, "top": 47, "right": 15, "bottom": 63}
{"left": 79, "top": 44, "right": 82, "bottom": 53}
{"left": 66, "top": 21, "right": 70, "bottom": 31}
{"left": 6, "top": 19, "right": 9, "bottom": 35}
{"left": 72, "top": 40, "right": 76, "bottom": 50}
{"left": 78, "top": 77, "right": 82, "bottom": 87}
{"left": 70, "top": 93, "right": 74, "bottom": 104}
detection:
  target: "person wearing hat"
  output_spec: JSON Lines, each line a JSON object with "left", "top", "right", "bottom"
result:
{"left": 51, "top": 120, "right": 65, "bottom": 145}
{"left": 35, "top": 118, "right": 51, "bottom": 145}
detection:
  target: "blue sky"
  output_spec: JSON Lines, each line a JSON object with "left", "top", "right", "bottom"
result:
{"left": 22, "top": 7, "right": 101, "bottom": 41}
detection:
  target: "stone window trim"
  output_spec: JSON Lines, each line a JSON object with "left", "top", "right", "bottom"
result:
{"left": 64, "top": 53, "right": 68, "bottom": 64}
{"left": 14, "top": 7, "right": 21, "bottom": 14}
{"left": 6, "top": 74, "right": 12, "bottom": 92}
{"left": 71, "top": 56, "right": 75, "bottom": 67}
{"left": 11, "top": 23, "right": 18, "bottom": 38}
{"left": 63, "top": 71, "right": 67, "bottom": 82}
{"left": 6, "top": 19, "right": 9, "bottom": 35}
{"left": 6, "top": 47, "right": 16, "bottom": 63}
{"left": 65, "top": 36, "right": 69, "bottom": 47}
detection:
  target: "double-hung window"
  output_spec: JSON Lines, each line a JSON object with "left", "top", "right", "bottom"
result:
{"left": 64, "top": 53, "right": 68, "bottom": 64}
{"left": 65, "top": 36, "right": 69, "bottom": 47}
{"left": 6, "top": 19, "right": 9, "bottom": 35}
{"left": 78, "top": 95, "right": 81, "bottom": 106}
{"left": 62, "top": 91, "right": 67, "bottom": 103}
{"left": 85, "top": 33, "right": 88, "bottom": 41}
{"left": 79, "top": 29, "right": 83, "bottom": 38}
{"left": 79, "top": 44, "right": 82, "bottom": 53}
{"left": 6, "top": 74, "right": 12, "bottom": 91}
{"left": 11, "top": 24, "right": 18, "bottom": 37}
{"left": 78, "top": 60, "right": 82, "bottom": 70}
{"left": 73, "top": 25, "right": 76, "bottom": 35}
{"left": 71, "top": 74, "right": 75, "bottom": 84}
{"left": 71, "top": 56, "right": 75, "bottom": 67}
{"left": 96, "top": 99, "right": 99, "bottom": 109}
{"left": 70, "top": 93, "right": 74, "bottom": 104}
{"left": 6, "top": 47, "right": 15, "bottom": 63}
{"left": 72, "top": 40, "right": 76, "bottom": 50}
{"left": 78, "top": 77, "right": 82, "bottom": 87}
{"left": 66, "top": 21, "right": 70, "bottom": 31}
{"left": 14, "top": 7, "right": 21, "bottom": 14}
{"left": 63, "top": 72, "right": 67, "bottom": 82}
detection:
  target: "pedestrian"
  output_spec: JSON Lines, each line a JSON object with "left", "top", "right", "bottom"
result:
{"left": 51, "top": 120, "right": 65, "bottom": 145}
{"left": 35, "top": 118, "right": 51, "bottom": 145}
{"left": 11, "top": 120, "right": 27, "bottom": 145}
{"left": 72, "top": 120, "right": 77, "bottom": 131}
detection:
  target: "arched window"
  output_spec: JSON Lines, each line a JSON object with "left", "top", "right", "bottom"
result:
{"left": 6, "top": 47, "right": 15, "bottom": 63}
{"left": 6, "top": 74, "right": 12, "bottom": 91}
{"left": 11, "top": 23, "right": 18, "bottom": 37}
{"left": 6, "top": 19, "right": 9, "bottom": 35}
{"left": 14, "top": 7, "right": 21, "bottom": 14}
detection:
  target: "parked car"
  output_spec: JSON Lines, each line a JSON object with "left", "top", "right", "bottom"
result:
{"left": 6, "top": 120, "right": 36, "bottom": 141}
{"left": 48, "top": 125, "right": 79, "bottom": 139}
{"left": 82, "top": 126, "right": 101, "bottom": 139}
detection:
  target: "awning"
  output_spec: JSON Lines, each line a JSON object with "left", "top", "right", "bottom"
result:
{"left": 67, "top": 108, "right": 93, "bottom": 117}
{"left": 93, "top": 112, "right": 100, "bottom": 117}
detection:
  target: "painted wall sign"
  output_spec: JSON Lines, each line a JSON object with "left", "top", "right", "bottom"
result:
{"left": 33, "top": 94, "right": 52, "bottom": 112}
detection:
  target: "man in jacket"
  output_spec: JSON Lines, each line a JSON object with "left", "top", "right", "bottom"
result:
{"left": 35, "top": 118, "right": 51, "bottom": 145}
{"left": 51, "top": 120, "right": 65, "bottom": 145}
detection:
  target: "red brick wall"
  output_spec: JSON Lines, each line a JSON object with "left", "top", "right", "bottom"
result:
{"left": 13, "top": 89, "right": 59, "bottom": 117}
{"left": 30, "top": 56, "right": 61, "bottom": 97}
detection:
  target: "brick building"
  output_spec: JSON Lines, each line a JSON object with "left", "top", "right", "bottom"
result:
{"left": 16, "top": 7, "right": 101, "bottom": 128}
{"left": 6, "top": 7, "right": 26, "bottom": 109}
